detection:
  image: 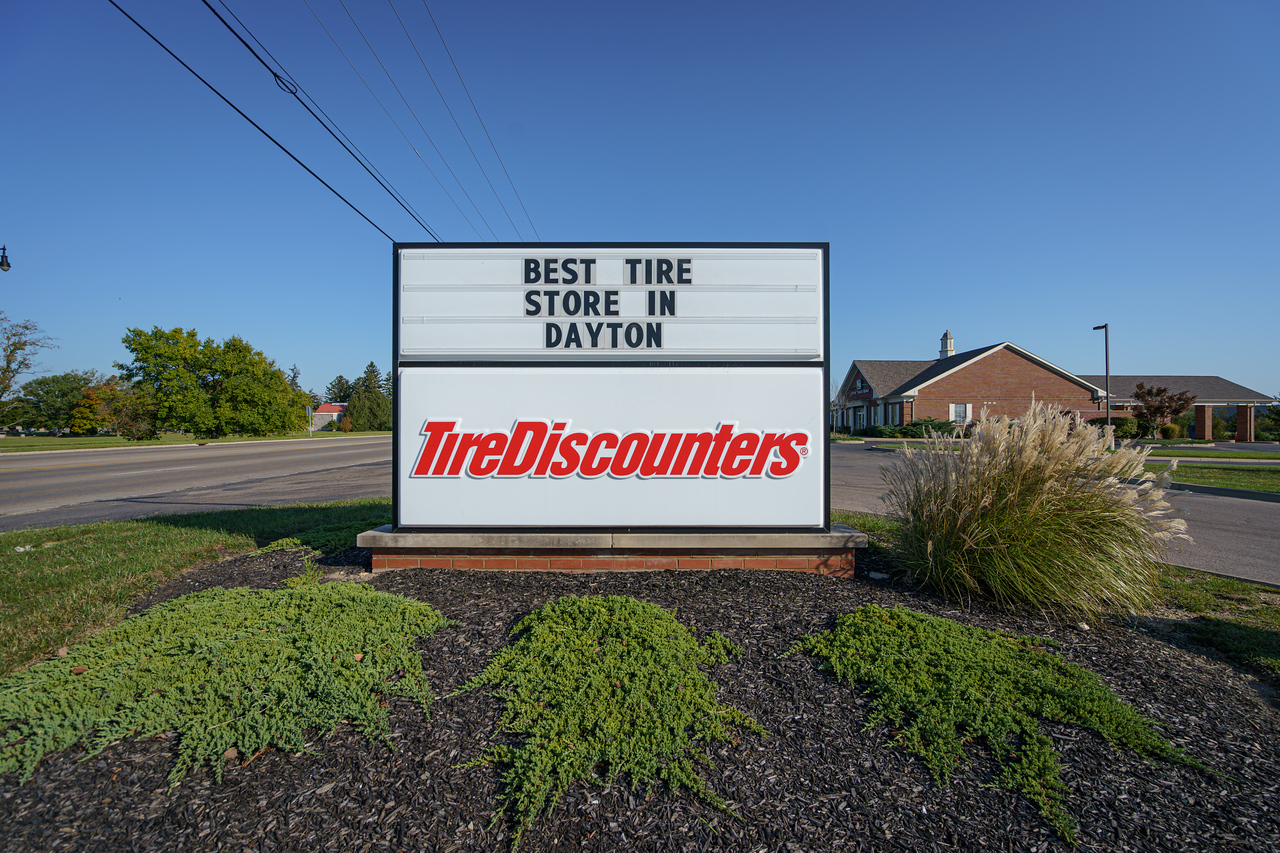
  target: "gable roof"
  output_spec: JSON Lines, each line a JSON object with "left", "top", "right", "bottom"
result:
{"left": 840, "top": 343, "right": 1105, "bottom": 401}
{"left": 1076, "top": 376, "right": 1272, "bottom": 405}
{"left": 315, "top": 403, "right": 347, "bottom": 413}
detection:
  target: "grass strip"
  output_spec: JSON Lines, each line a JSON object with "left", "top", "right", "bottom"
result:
{"left": 0, "top": 431, "right": 391, "bottom": 453}
{"left": 1157, "top": 565, "right": 1280, "bottom": 677}
{"left": 1143, "top": 449, "right": 1280, "bottom": 460}
{"left": 1144, "top": 462, "right": 1280, "bottom": 493}
{"left": 0, "top": 581, "right": 449, "bottom": 785}
{"left": 0, "top": 498, "right": 392, "bottom": 677}
{"left": 451, "top": 595, "right": 763, "bottom": 851}
{"left": 788, "top": 605, "right": 1204, "bottom": 844}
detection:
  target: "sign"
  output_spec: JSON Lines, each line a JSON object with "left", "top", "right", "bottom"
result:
{"left": 393, "top": 243, "right": 829, "bottom": 531}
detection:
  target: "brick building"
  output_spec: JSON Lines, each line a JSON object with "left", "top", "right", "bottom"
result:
{"left": 1075, "top": 375, "right": 1272, "bottom": 442}
{"left": 832, "top": 332, "right": 1105, "bottom": 430}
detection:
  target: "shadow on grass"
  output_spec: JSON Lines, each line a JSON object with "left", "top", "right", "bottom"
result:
{"left": 1183, "top": 616, "right": 1280, "bottom": 677}
{"left": 146, "top": 497, "right": 391, "bottom": 555}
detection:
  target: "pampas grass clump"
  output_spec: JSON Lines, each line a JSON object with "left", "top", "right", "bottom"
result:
{"left": 881, "top": 404, "right": 1190, "bottom": 615}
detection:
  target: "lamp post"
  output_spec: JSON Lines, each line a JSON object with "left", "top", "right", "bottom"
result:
{"left": 1093, "top": 324, "right": 1110, "bottom": 448}
{"left": 0, "top": 246, "right": 10, "bottom": 272}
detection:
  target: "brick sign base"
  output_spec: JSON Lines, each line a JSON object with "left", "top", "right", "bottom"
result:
{"left": 357, "top": 526, "right": 866, "bottom": 578}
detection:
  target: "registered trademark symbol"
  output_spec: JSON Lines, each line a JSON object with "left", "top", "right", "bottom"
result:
{"left": 799, "top": 447, "right": 809, "bottom": 456}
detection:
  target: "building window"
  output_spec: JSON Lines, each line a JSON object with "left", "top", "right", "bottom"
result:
{"left": 855, "top": 378, "right": 863, "bottom": 391}
{"left": 949, "top": 403, "right": 971, "bottom": 424}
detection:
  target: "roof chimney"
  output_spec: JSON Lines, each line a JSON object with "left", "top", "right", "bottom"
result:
{"left": 939, "top": 330, "right": 954, "bottom": 360}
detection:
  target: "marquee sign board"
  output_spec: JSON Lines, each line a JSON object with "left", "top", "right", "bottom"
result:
{"left": 392, "top": 243, "right": 829, "bottom": 531}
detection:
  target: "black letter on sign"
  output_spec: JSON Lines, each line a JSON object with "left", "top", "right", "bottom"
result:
{"left": 586, "top": 322, "right": 603, "bottom": 347}
{"left": 582, "top": 259, "right": 596, "bottom": 284}
{"left": 624, "top": 323, "right": 643, "bottom": 348}
{"left": 524, "top": 258, "right": 540, "bottom": 283}
{"left": 659, "top": 291, "right": 676, "bottom": 316}
{"left": 544, "top": 290, "right": 560, "bottom": 316}
{"left": 607, "top": 322, "right": 623, "bottom": 347}
{"left": 545, "top": 323, "right": 562, "bottom": 348}
{"left": 677, "top": 259, "right": 691, "bottom": 284}
{"left": 647, "top": 290, "right": 656, "bottom": 316}
{"left": 644, "top": 259, "right": 653, "bottom": 285}
{"left": 646, "top": 323, "right": 663, "bottom": 347}
{"left": 561, "top": 258, "right": 578, "bottom": 284}
{"left": 544, "top": 258, "right": 558, "bottom": 284}
{"left": 624, "top": 259, "right": 641, "bottom": 284}
{"left": 564, "top": 323, "right": 583, "bottom": 348}
{"left": 604, "top": 291, "right": 620, "bottom": 316}
{"left": 657, "top": 259, "right": 673, "bottom": 284}
{"left": 584, "top": 290, "right": 601, "bottom": 316}
{"left": 524, "top": 290, "right": 542, "bottom": 316}
{"left": 562, "top": 290, "right": 581, "bottom": 316}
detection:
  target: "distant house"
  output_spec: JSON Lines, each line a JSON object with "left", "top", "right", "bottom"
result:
{"left": 833, "top": 332, "right": 1104, "bottom": 431}
{"left": 1075, "top": 375, "right": 1272, "bottom": 441}
{"left": 312, "top": 402, "right": 347, "bottom": 431}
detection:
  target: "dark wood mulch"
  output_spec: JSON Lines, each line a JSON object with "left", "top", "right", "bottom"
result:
{"left": 3, "top": 548, "right": 1278, "bottom": 852}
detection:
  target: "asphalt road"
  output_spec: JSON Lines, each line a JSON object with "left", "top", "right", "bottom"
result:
{"left": 3, "top": 436, "right": 1276, "bottom": 588}
{"left": 0, "top": 437, "right": 392, "bottom": 531}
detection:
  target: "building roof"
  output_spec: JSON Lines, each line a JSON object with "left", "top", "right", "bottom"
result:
{"left": 841, "top": 342, "right": 1104, "bottom": 400}
{"left": 1076, "top": 376, "right": 1273, "bottom": 405}
{"left": 315, "top": 403, "right": 348, "bottom": 413}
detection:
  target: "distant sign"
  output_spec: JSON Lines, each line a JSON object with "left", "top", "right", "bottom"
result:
{"left": 393, "top": 243, "right": 829, "bottom": 531}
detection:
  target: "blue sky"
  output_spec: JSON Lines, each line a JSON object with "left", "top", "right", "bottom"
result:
{"left": 4, "top": 0, "right": 1278, "bottom": 399}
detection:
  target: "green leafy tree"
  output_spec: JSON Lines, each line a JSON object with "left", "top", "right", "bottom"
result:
{"left": 69, "top": 387, "right": 106, "bottom": 435}
{"left": 1, "top": 312, "right": 56, "bottom": 427}
{"left": 19, "top": 370, "right": 101, "bottom": 431}
{"left": 116, "top": 327, "right": 308, "bottom": 438}
{"left": 1132, "top": 382, "right": 1196, "bottom": 438}
{"left": 324, "top": 375, "right": 353, "bottom": 403}
{"left": 116, "top": 328, "right": 214, "bottom": 434}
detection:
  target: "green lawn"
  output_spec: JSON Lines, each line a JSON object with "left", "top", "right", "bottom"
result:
{"left": 1146, "top": 462, "right": 1280, "bottom": 493}
{"left": 0, "top": 431, "right": 391, "bottom": 453}
{"left": 0, "top": 499, "right": 392, "bottom": 677}
{"left": 1144, "top": 448, "right": 1280, "bottom": 460}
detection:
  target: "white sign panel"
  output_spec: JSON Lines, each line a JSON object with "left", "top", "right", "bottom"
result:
{"left": 397, "top": 246, "right": 824, "bottom": 361}
{"left": 397, "top": 367, "right": 825, "bottom": 528}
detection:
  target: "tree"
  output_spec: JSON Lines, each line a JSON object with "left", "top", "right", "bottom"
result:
{"left": 324, "top": 375, "right": 353, "bottom": 403}
{"left": 287, "top": 364, "right": 303, "bottom": 391}
{"left": 116, "top": 327, "right": 309, "bottom": 438}
{"left": 19, "top": 370, "right": 101, "bottom": 431}
{"left": 1132, "top": 382, "right": 1196, "bottom": 438}
{"left": 346, "top": 362, "right": 392, "bottom": 431}
{"left": 1, "top": 311, "right": 56, "bottom": 427}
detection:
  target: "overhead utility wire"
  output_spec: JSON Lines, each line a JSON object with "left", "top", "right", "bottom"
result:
{"left": 104, "top": 0, "right": 393, "bottom": 241}
{"left": 301, "top": 0, "right": 483, "bottom": 240}
{"left": 335, "top": 0, "right": 499, "bottom": 240}
{"left": 422, "top": 1, "right": 541, "bottom": 239}
{"left": 202, "top": 0, "right": 440, "bottom": 240}
{"left": 388, "top": 0, "right": 523, "bottom": 240}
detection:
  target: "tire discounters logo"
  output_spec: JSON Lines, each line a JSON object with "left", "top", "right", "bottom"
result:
{"left": 412, "top": 420, "right": 811, "bottom": 480}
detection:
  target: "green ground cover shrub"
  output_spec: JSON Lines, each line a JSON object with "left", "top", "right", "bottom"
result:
{"left": 0, "top": 582, "right": 449, "bottom": 785}
{"left": 788, "top": 605, "right": 1203, "bottom": 843}
{"left": 881, "top": 404, "right": 1190, "bottom": 615}
{"left": 452, "top": 595, "right": 762, "bottom": 850}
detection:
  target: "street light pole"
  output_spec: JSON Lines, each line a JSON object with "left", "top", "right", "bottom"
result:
{"left": 1093, "top": 324, "right": 1110, "bottom": 448}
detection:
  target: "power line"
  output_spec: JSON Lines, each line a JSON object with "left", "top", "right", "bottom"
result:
{"left": 105, "top": 0, "right": 394, "bottom": 241}
{"left": 301, "top": 0, "right": 484, "bottom": 239}
{"left": 388, "top": 0, "right": 523, "bottom": 240}
{"left": 422, "top": 1, "right": 541, "bottom": 239}
{"left": 335, "top": 0, "right": 499, "bottom": 240}
{"left": 202, "top": 0, "right": 440, "bottom": 240}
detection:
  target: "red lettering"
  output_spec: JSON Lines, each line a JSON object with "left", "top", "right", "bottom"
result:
{"left": 431, "top": 432, "right": 459, "bottom": 476}
{"left": 581, "top": 432, "right": 619, "bottom": 477}
{"left": 769, "top": 432, "right": 809, "bottom": 477}
{"left": 412, "top": 420, "right": 456, "bottom": 476}
{"left": 701, "top": 423, "right": 737, "bottom": 475}
{"left": 550, "top": 432, "right": 587, "bottom": 477}
{"left": 721, "top": 432, "right": 760, "bottom": 477}
{"left": 639, "top": 432, "right": 679, "bottom": 477}
{"left": 671, "top": 432, "right": 714, "bottom": 477}
{"left": 533, "top": 427, "right": 563, "bottom": 476}
{"left": 750, "top": 432, "right": 790, "bottom": 477}
{"left": 447, "top": 433, "right": 487, "bottom": 476}
{"left": 497, "top": 421, "right": 548, "bottom": 476}
{"left": 469, "top": 432, "right": 509, "bottom": 477}
{"left": 610, "top": 432, "right": 649, "bottom": 477}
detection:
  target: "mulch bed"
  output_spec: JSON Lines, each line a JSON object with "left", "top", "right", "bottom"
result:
{"left": 3, "top": 547, "right": 1278, "bottom": 852}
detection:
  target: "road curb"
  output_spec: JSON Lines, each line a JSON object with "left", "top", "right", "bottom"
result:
{"left": 1166, "top": 482, "right": 1280, "bottom": 504}
{"left": 0, "top": 435, "right": 391, "bottom": 457}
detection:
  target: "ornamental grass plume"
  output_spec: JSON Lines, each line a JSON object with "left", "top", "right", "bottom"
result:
{"left": 880, "top": 403, "right": 1190, "bottom": 615}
